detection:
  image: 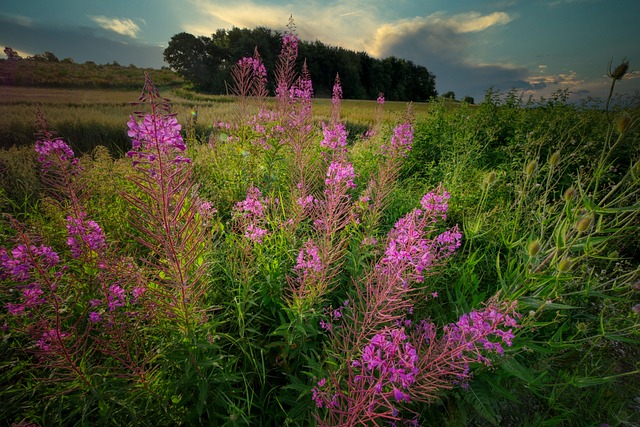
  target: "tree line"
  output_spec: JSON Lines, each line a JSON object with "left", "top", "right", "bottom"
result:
{"left": 163, "top": 27, "right": 438, "bottom": 101}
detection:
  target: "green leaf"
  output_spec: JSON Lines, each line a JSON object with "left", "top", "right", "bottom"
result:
{"left": 570, "top": 375, "right": 614, "bottom": 388}
{"left": 463, "top": 382, "right": 499, "bottom": 425}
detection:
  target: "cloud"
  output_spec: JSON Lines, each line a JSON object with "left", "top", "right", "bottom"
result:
{"left": 90, "top": 16, "right": 141, "bottom": 38}
{"left": 0, "top": 14, "right": 164, "bottom": 67}
{"left": 183, "top": 0, "right": 380, "bottom": 52}
{"left": 361, "top": 11, "right": 522, "bottom": 98}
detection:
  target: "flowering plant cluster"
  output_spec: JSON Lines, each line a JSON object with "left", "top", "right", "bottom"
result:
{"left": 0, "top": 19, "right": 524, "bottom": 427}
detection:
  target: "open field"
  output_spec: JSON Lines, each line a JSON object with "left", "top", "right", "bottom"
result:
{"left": 1, "top": 79, "right": 639, "bottom": 426}
{"left": 0, "top": 86, "right": 439, "bottom": 154}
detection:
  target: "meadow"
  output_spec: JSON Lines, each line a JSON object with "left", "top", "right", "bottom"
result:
{"left": 0, "top": 33, "right": 639, "bottom": 427}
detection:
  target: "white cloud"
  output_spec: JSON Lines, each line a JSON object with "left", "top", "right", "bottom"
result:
{"left": 368, "top": 11, "right": 512, "bottom": 58}
{"left": 183, "top": 0, "right": 380, "bottom": 53}
{"left": 90, "top": 16, "right": 141, "bottom": 38}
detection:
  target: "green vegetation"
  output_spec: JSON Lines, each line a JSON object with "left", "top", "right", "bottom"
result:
{"left": 0, "top": 54, "right": 182, "bottom": 89}
{"left": 0, "top": 49, "right": 638, "bottom": 425}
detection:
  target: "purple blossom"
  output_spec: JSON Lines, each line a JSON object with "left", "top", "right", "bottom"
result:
{"left": 107, "top": 284, "right": 126, "bottom": 311}
{"left": 320, "top": 122, "right": 348, "bottom": 150}
{"left": 295, "top": 239, "right": 323, "bottom": 277}
{"left": 235, "top": 186, "right": 266, "bottom": 219}
{"left": 36, "top": 328, "right": 69, "bottom": 352}
{"left": 383, "top": 121, "right": 414, "bottom": 158}
{"left": 89, "top": 311, "right": 102, "bottom": 323}
{"left": 34, "top": 138, "right": 75, "bottom": 167}
{"left": 131, "top": 286, "right": 146, "bottom": 303}
{"left": 126, "top": 113, "right": 190, "bottom": 167}
{"left": 442, "top": 303, "right": 520, "bottom": 376}
{"left": 421, "top": 187, "right": 450, "bottom": 219}
{"left": 66, "top": 213, "right": 107, "bottom": 258}
{"left": 355, "top": 328, "right": 419, "bottom": 399}
{"left": 245, "top": 224, "right": 268, "bottom": 244}
{"left": 23, "top": 285, "right": 45, "bottom": 307}
{"left": 436, "top": 229, "right": 462, "bottom": 254}
{"left": 234, "top": 186, "right": 270, "bottom": 244}
{"left": 0, "top": 244, "right": 60, "bottom": 282}
{"left": 325, "top": 161, "right": 356, "bottom": 189}
{"left": 377, "top": 93, "right": 385, "bottom": 105}
{"left": 332, "top": 76, "right": 343, "bottom": 104}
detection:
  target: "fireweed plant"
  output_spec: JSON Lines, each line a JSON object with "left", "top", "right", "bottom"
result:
{"left": 1, "top": 19, "right": 523, "bottom": 426}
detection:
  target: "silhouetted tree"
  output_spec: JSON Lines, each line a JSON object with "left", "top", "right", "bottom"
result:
{"left": 163, "top": 27, "right": 437, "bottom": 101}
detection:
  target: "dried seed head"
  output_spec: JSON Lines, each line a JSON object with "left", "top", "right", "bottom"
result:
{"left": 563, "top": 187, "right": 576, "bottom": 202}
{"left": 609, "top": 59, "right": 629, "bottom": 80}
{"left": 528, "top": 240, "right": 542, "bottom": 257}
{"left": 548, "top": 150, "right": 561, "bottom": 167}
{"left": 558, "top": 257, "right": 572, "bottom": 273}
{"left": 616, "top": 114, "right": 632, "bottom": 133}
{"left": 525, "top": 160, "right": 538, "bottom": 176}
{"left": 576, "top": 215, "right": 593, "bottom": 232}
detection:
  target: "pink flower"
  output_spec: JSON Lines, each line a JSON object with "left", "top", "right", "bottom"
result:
{"left": 89, "top": 312, "right": 102, "bottom": 323}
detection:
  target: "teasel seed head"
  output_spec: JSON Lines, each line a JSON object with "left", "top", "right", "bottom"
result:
{"left": 528, "top": 240, "right": 542, "bottom": 257}
{"left": 482, "top": 171, "right": 497, "bottom": 189}
{"left": 563, "top": 187, "right": 576, "bottom": 202}
{"left": 576, "top": 215, "right": 593, "bottom": 233}
{"left": 616, "top": 113, "right": 632, "bottom": 133}
{"left": 525, "top": 159, "right": 538, "bottom": 176}
{"left": 608, "top": 58, "right": 629, "bottom": 81}
{"left": 548, "top": 150, "right": 561, "bottom": 167}
{"left": 558, "top": 257, "right": 572, "bottom": 273}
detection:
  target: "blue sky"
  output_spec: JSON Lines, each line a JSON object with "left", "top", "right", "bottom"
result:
{"left": 1, "top": 0, "right": 639, "bottom": 103}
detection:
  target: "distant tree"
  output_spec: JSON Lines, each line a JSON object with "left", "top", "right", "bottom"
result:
{"left": 463, "top": 95, "right": 475, "bottom": 104}
{"left": 163, "top": 26, "right": 438, "bottom": 100}
{"left": 442, "top": 91, "right": 456, "bottom": 100}
{"left": 164, "top": 32, "right": 227, "bottom": 91}
{"left": 3, "top": 46, "right": 21, "bottom": 61}
{"left": 61, "top": 57, "right": 74, "bottom": 64}
{"left": 32, "top": 51, "right": 60, "bottom": 62}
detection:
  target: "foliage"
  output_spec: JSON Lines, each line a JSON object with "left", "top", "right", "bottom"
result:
{"left": 163, "top": 24, "right": 436, "bottom": 101}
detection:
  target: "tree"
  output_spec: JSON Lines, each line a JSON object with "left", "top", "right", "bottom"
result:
{"left": 31, "top": 51, "right": 59, "bottom": 62}
{"left": 163, "top": 26, "right": 438, "bottom": 100}
{"left": 3, "top": 46, "right": 21, "bottom": 61}
{"left": 442, "top": 91, "right": 456, "bottom": 100}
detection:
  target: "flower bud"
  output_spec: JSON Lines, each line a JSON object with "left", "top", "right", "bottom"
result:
{"left": 548, "top": 150, "right": 561, "bottom": 167}
{"left": 558, "top": 257, "right": 572, "bottom": 273}
{"left": 616, "top": 114, "right": 632, "bottom": 133}
{"left": 525, "top": 160, "right": 538, "bottom": 176}
{"left": 528, "top": 240, "right": 542, "bottom": 257}
{"left": 576, "top": 215, "right": 593, "bottom": 233}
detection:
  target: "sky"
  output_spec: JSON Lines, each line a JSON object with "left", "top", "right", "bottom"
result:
{"left": 1, "top": 0, "right": 639, "bottom": 103}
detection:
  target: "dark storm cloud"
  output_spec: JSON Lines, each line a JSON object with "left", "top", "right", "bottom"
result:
{"left": 369, "top": 13, "right": 531, "bottom": 100}
{"left": 0, "top": 14, "right": 165, "bottom": 68}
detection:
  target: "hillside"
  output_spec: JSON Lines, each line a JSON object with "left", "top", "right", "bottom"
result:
{"left": 0, "top": 57, "right": 183, "bottom": 89}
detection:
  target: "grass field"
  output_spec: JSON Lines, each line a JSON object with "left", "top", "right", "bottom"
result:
{"left": 1, "top": 75, "right": 639, "bottom": 426}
